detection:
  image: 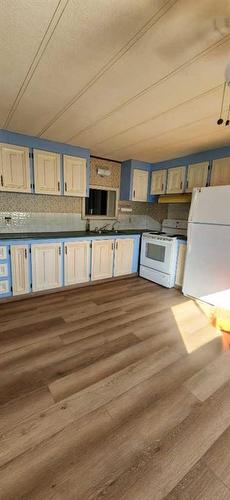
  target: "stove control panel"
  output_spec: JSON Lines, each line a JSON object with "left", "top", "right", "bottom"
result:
{"left": 143, "top": 233, "right": 175, "bottom": 242}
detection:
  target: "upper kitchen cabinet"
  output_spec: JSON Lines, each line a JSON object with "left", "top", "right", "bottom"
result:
{"left": 166, "top": 166, "right": 186, "bottom": 194}
{"left": 210, "top": 157, "right": 230, "bottom": 186}
{"left": 186, "top": 162, "right": 209, "bottom": 192}
{"left": 63, "top": 155, "right": 87, "bottom": 197}
{"left": 132, "top": 169, "right": 148, "bottom": 201}
{"left": 33, "top": 149, "right": 61, "bottom": 195}
{"left": 120, "top": 160, "right": 151, "bottom": 202}
{"left": 150, "top": 169, "right": 167, "bottom": 195}
{"left": 0, "top": 143, "right": 31, "bottom": 193}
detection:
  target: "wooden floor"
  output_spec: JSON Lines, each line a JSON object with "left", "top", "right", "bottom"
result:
{"left": 0, "top": 277, "right": 230, "bottom": 500}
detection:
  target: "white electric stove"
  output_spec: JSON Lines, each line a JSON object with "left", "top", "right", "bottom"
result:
{"left": 139, "top": 219, "right": 187, "bottom": 288}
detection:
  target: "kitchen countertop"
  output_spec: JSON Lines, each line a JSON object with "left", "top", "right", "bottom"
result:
{"left": 0, "top": 229, "right": 147, "bottom": 240}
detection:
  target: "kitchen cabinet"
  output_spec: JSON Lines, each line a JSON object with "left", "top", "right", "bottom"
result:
{"left": 114, "top": 238, "right": 134, "bottom": 277}
{"left": 64, "top": 241, "right": 90, "bottom": 285}
{"left": 132, "top": 169, "right": 148, "bottom": 201}
{"left": 210, "top": 157, "right": 230, "bottom": 186}
{"left": 11, "top": 245, "right": 30, "bottom": 295}
{"left": 120, "top": 160, "right": 151, "bottom": 202}
{"left": 150, "top": 169, "right": 167, "bottom": 195}
{"left": 0, "top": 143, "right": 30, "bottom": 193}
{"left": 63, "top": 155, "right": 87, "bottom": 197}
{"left": 175, "top": 243, "right": 187, "bottom": 288}
{"left": 186, "top": 162, "right": 209, "bottom": 192}
{"left": 166, "top": 166, "right": 186, "bottom": 194}
{"left": 91, "top": 239, "right": 114, "bottom": 281}
{"left": 31, "top": 242, "right": 62, "bottom": 292}
{"left": 33, "top": 149, "right": 61, "bottom": 195}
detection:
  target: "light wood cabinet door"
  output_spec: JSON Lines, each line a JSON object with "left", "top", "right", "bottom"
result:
{"left": 132, "top": 169, "right": 148, "bottom": 201}
{"left": 210, "top": 157, "right": 230, "bottom": 186}
{"left": 175, "top": 243, "right": 187, "bottom": 288}
{"left": 34, "top": 149, "right": 61, "bottom": 195}
{"left": 64, "top": 241, "right": 90, "bottom": 285}
{"left": 11, "top": 245, "right": 30, "bottom": 295}
{"left": 91, "top": 239, "right": 114, "bottom": 281}
{"left": 0, "top": 143, "right": 30, "bottom": 193}
{"left": 166, "top": 166, "right": 186, "bottom": 194}
{"left": 114, "top": 239, "right": 134, "bottom": 277}
{"left": 186, "top": 162, "right": 209, "bottom": 192}
{"left": 32, "top": 243, "right": 62, "bottom": 292}
{"left": 63, "top": 155, "right": 87, "bottom": 197}
{"left": 150, "top": 169, "right": 167, "bottom": 195}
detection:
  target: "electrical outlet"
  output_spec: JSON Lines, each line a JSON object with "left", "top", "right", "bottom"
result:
{"left": 129, "top": 216, "right": 132, "bottom": 224}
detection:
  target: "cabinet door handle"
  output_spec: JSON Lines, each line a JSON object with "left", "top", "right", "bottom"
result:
{"left": 111, "top": 242, "right": 114, "bottom": 251}
{"left": 186, "top": 180, "right": 188, "bottom": 189}
{"left": 59, "top": 246, "right": 62, "bottom": 255}
{"left": 0, "top": 175, "right": 3, "bottom": 187}
{"left": 116, "top": 241, "right": 118, "bottom": 250}
{"left": 64, "top": 182, "right": 67, "bottom": 192}
{"left": 58, "top": 181, "right": 60, "bottom": 191}
{"left": 24, "top": 248, "right": 27, "bottom": 259}
{"left": 65, "top": 246, "right": 67, "bottom": 255}
{"left": 133, "top": 189, "right": 135, "bottom": 199}
{"left": 180, "top": 181, "right": 183, "bottom": 190}
{"left": 161, "top": 183, "right": 164, "bottom": 191}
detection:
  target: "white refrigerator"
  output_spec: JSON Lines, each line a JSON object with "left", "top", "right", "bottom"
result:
{"left": 182, "top": 185, "right": 230, "bottom": 307}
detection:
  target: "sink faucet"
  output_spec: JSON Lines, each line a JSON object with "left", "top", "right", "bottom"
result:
{"left": 111, "top": 220, "right": 120, "bottom": 231}
{"left": 94, "top": 223, "right": 111, "bottom": 233}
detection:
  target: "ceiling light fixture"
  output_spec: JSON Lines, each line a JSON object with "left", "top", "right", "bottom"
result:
{"left": 217, "top": 62, "right": 230, "bottom": 126}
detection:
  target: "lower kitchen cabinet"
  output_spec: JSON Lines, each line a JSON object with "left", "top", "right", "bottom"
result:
{"left": 64, "top": 241, "right": 90, "bottom": 285}
{"left": 91, "top": 239, "right": 114, "bottom": 281}
{"left": 31, "top": 242, "right": 62, "bottom": 292}
{"left": 114, "top": 238, "right": 134, "bottom": 276}
{"left": 11, "top": 245, "right": 30, "bottom": 295}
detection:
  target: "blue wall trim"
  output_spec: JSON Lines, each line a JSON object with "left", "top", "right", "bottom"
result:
{"left": 150, "top": 143, "right": 230, "bottom": 170}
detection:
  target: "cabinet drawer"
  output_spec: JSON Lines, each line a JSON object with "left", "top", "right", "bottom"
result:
{"left": 0, "top": 263, "right": 8, "bottom": 277}
{"left": 0, "top": 280, "right": 9, "bottom": 295}
{"left": 0, "top": 246, "right": 7, "bottom": 260}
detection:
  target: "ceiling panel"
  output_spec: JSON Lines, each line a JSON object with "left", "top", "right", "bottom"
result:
{"left": 7, "top": 0, "right": 162, "bottom": 135}
{"left": 66, "top": 41, "right": 229, "bottom": 153}
{"left": 2, "top": 0, "right": 230, "bottom": 163}
{"left": 38, "top": 0, "right": 230, "bottom": 143}
{"left": 0, "top": 0, "right": 60, "bottom": 126}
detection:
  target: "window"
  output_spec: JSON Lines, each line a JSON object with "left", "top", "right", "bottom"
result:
{"left": 84, "top": 187, "right": 118, "bottom": 218}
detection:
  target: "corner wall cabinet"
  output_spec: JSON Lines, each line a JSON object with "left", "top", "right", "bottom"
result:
{"left": 210, "top": 157, "right": 230, "bottom": 186}
{"left": 186, "top": 162, "right": 209, "bottom": 192}
{"left": 11, "top": 245, "right": 30, "bottom": 295}
{"left": 63, "top": 155, "right": 87, "bottom": 197}
{"left": 166, "top": 166, "right": 186, "bottom": 194}
{"left": 64, "top": 241, "right": 90, "bottom": 285}
{"left": 0, "top": 143, "right": 30, "bottom": 193}
{"left": 33, "top": 150, "right": 61, "bottom": 195}
{"left": 31, "top": 242, "right": 62, "bottom": 292}
{"left": 132, "top": 169, "right": 149, "bottom": 201}
{"left": 120, "top": 160, "right": 151, "bottom": 202}
{"left": 150, "top": 169, "right": 167, "bottom": 195}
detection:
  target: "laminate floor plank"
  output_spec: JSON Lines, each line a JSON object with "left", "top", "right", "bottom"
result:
{"left": 166, "top": 459, "right": 230, "bottom": 500}
{"left": 0, "top": 277, "right": 227, "bottom": 500}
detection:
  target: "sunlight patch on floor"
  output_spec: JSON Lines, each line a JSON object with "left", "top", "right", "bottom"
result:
{"left": 171, "top": 300, "right": 221, "bottom": 353}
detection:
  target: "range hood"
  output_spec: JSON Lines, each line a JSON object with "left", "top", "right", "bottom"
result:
{"left": 158, "top": 193, "right": 192, "bottom": 204}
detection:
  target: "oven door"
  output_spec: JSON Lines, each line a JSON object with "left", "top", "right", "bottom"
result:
{"left": 140, "top": 237, "right": 173, "bottom": 274}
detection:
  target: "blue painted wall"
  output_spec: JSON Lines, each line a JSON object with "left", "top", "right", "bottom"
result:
{"left": 150, "top": 143, "right": 230, "bottom": 170}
